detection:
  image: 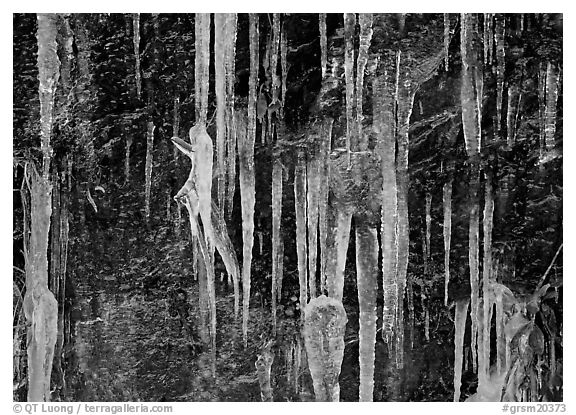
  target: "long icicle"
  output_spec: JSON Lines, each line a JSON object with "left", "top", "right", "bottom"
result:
{"left": 453, "top": 299, "right": 470, "bottom": 402}
{"left": 356, "top": 13, "right": 373, "bottom": 150}
{"left": 374, "top": 62, "right": 398, "bottom": 348}
{"left": 225, "top": 14, "right": 238, "bottom": 222}
{"left": 238, "top": 107, "right": 254, "bottom": 347}
{"left": 460, "top": 13, "right": 483, "bottom": 373}
{"left": 271, "top": 159, "right": 283, "bottom": 335}
{"left": 395, "top": 72, "right": 416, "bottom": 369}
{"left": 132, "top": 13, "right": 141, "bottom": 100}
{"left": 443, "top": 179, "right": 453, "bottom": 306}
{"left": 295, "top": 151, "right": 309, "bottom": 311}
{"left": 494, "top": 14, "right": 505, "bottom": 135}
{"left": 240, "top": 14, "right": 259, "bottom": 348}
{"left": 480, "top": 173, "right": 494, "bottom": 391}
{"left": 319, "top": 119, "right": 333, "bottom": 294}
{"left": 307, "top": 152, "right": 320, "bottom": 299}
{"left": 344, "top": 13, "right": 356, "bottom": 164}
{"left": 319, "top": 13, "right": 327, "bottom": 79}
{"left": 214, "top": 14, "right": 227, "bottom": 217}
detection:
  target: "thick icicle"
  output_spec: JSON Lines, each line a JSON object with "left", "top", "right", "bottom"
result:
{"left": 494, "top": 14, "right": 505, "bottom": 135}
{"left": 144, "top": 122, "right": 155, "bottom": 223}
{"left": 303, "top": 295, "right": 347, "bottom": 401}
{"left": 172, "top": 126, "right": 217, "bottom": 375}
{"left": 307, "top": 154, "right": 320, "bottom": 299}
{"left": 225, "top": 14, "right": 238, "bottom": 222}
{"left": 356, "top": 13, "right": 373, "bottom": 150}
{"left": 460, "top": 13, "right": 483, "bottom": 373}
{"left": 544, "top": 61, "right": 559, "bottom": 151}
{"left": 132, "top": 14, "right": 141, "bottom": 99}
{"left": 214, "top": 14, "right": 227, "bottom": 216}
{"left": 272, "top": 159, "right": 283, "bottom": 334}
{"left": 24, "top": 14, "right": 60, "bottom": 402}
{"left": 374, "top": 67, "right": 398, "bottom": 347}
{"left": 443, "top": 179, "right": 453, "bottom": 306}
{"left": 319, "top": 13, "right": 327, "bottom": 79}
{"left": 453, "top": 299, "right": 469, "bottom": 402}
{"left": 344, "top": 13, "right": 356, "bottom": 161}
{"left": 480, "top": 175, "right": 494, "bottom": 390}
{"left": 444, "top": 14, "right": 450, "bottom": 70}
{"left": 395, "top": 75, "right": 416, "bottom": 369}
{"left": 356, "top": 221, "right": 379, "bottom": 401}
{"left": 195, "top": 13, "right": 210, "bottom": 124}
{"left": 319, "top": 119, "right": 333, "bottom": 294}
{"left": 295, "top": 151, "right": 308, "bottom": 310}
{"left": 237, "top": 15, "right": 259, "bottom": 347}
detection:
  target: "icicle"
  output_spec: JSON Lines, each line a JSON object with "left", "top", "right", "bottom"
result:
{"left": 236, "top": 15, "right": 259, "bottom": 348}
{"left": 395, "top": 75, "right": 416, "bottom": 369}
{"left": 481, "top": 175, "right": 494, "bottom": 385}
{"left": 272, "top": 159, "right": 283, "bottom": 334}
{"left": 444, "top": 14, "right": 450, "bottom": 71}
{"left": 144, "top": 122, "right": 155, "bottom": 223}
{"left": 483, "top": 14, "right": 493, "bottom": 65}
{"left": 374, "top": 69, "right": 398, "bottom": 347}
{"left": 460, "top": 14, "right": 483, "bottom": 373}
{"left": 443, "top": 179, "right": 453, "bottom": 306}
{"left": 215, "top": 14, "right": 227, "bottom": 216}
{"left": 319, "top": 13, "right": 327, "bottom": 79}
{"left": 494, "top": 14, "right": 505, "bottom": 135}
{"left": 319, "top": 119, "right": 333, "bottom": 294}
{"left": 307, "top": 153, "right": 320, "bottom": 299}
{"left": 195, "top": 13, "right": 210, "bottom": 124}
{"left": 303, "top": 295, "right": 347, "bottom": 401}
{"left": 225, "top": 14, "right": 238, "bottom": 222}
{"left": 454, "top": 299, "right": 469, "bottom": 402}
{"left": 356, "top": 13, "right": 373, "bottom": 150}
{"left": 295, "top": 151, "right": 308, "bottom": 310}
{"left": 544, "top": 61, "right": 559, "bottom": 151}
{"left": 355, "top": 221, "right": 379, "bottom": 401}
{"left": 280, "top": 22, "right": 288, "bottom": 119}
{"left": 132, "top": 14, "right": 141, "bottom": 99}
{"left": 344, "top": 13, "right": 356, "bottom": 162}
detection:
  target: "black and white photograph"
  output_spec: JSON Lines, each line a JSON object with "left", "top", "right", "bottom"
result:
{"left": 12, "top": 12, "right": 563, "bottom": 405}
